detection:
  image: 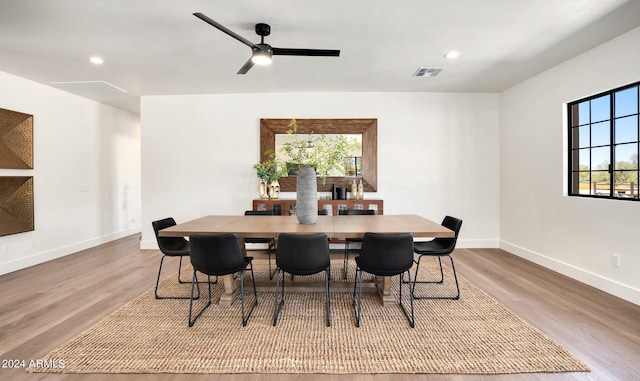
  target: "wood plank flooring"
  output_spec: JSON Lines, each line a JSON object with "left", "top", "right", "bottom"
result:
{"left": 1, "top": 234, "right": 639, "bottom": 381}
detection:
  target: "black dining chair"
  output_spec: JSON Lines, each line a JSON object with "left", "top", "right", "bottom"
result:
{"left": 244, "top": 210, "right": 277, "bottom": 279}
{"left": 411, "top": 216, "right": 463, "bottom": 300}
{"left": 353, "top": 232, "right": 415, "bottom": 328}
{"left": 152, "top": 217, "right": 215, "bottom": 300}
{"left": 273, "top": 233, "right": 331, "bottom": 327}
{"left": 188, "top": 234, "right": 258, "bottom": 327}
{"left": 341, "top": 209, "right": 376, "bottom": 279}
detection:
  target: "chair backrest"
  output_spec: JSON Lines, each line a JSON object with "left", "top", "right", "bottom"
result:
{"left": 276, "top": 233, "right": 330, "bottom": 276}
{"left": 244, "top": 210, "right": 274, "bottom": 216}
{"left": 152, "top": 217, "right": 189, "bottom": 253}
{"left": 358, "top": 232, "right": 414, "bottom": 275}
{"left": 339, "top": 209, "right": 376, "bottom": 216}
{"left": 188, "top": 234, "right": 246, "bottom": 276}
{"left": 432, "top": 216, "right": 463, "bottom": 251}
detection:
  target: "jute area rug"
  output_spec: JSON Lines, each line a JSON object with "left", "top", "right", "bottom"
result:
{"left": 31, "top": 256, "right": 589, "bottom": 374}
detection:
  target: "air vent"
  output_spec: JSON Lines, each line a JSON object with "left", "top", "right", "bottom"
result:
{"left": 50, "top": 80, "right": 128, "bottom": 93}
{"left": 413, "top": 67, "right": 443, "bottom": 77}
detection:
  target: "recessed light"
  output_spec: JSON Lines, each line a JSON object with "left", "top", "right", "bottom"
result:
{"left": 89, "top": 56, "right": 104, "bottom": 65}
{"left": 444, "top": 51, "right": 460, "bottom": 60}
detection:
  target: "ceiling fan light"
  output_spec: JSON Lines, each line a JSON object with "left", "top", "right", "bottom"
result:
{"left": 251, "top": 49, "right": 272, "bottom": 65}
{"left": 252, "top": 55, "right": 272, "bottom": 65}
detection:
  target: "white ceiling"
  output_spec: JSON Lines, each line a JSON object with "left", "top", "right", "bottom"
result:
{"left": 1, "top": 0, "right": 639, "bottom": 115}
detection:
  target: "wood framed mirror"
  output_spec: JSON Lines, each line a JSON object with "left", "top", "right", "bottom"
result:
{"left": 260, "top": 118, "right": 377, "bottom": 192}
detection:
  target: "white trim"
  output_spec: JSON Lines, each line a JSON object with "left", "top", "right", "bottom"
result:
{"left": 0, "top": 227, "right": 141, "bottom": 276}
{"left": 500, "top": 240, "right": 640, "bottom": 306}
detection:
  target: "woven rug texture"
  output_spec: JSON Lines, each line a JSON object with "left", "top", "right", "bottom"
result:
{"left": 31, "top": 255, "right": 589, "bottom": 374}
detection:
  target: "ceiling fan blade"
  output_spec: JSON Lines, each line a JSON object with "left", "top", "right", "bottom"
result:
{"left": 236, "top": 58, "right": 255, "bottom": 75}
{"left": 193, "top": 12, "right": 255, "bottom": 48}
{"left": 272, "top": 48, "right": 340, "bottom": 57}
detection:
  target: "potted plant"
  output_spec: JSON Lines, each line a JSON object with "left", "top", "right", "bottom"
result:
{"left": 253, "top": 150, "right": 284, "bottom": 199}
{"left": 277, "top": 119, "right": 359, "bottom": 224}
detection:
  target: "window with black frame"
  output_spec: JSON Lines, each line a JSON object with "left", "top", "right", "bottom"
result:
{"left": 568, "top": 82, "right": 639, "bottom": 200}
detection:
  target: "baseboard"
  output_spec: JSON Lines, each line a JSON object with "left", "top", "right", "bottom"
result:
{"left": 500, "top": 240, "right": 640, "bottom": 306}
{"left": 0, "top": 227, "right": 141, "bottom": 276}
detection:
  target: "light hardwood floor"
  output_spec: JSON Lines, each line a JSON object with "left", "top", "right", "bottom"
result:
{"left": 1, "top": 234, "right": 639, "bottom": 381}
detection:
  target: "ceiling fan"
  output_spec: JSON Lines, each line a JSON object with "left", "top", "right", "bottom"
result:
{"left": 193, "top": 12, "right": 340, "bottom": 74}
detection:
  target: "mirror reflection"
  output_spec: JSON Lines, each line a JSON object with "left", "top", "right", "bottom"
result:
{"left": 275, "top": 134, "right": 363, "bottom": 177}
{"left": 260, "top": 118, "right": 377, "bottom": 192}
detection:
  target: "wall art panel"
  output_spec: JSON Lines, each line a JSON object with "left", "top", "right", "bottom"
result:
{"left": 0, "top": 107, "right": 33, "bottom": 169}
{"left": 0, "top": 176, "right": 34, "bottom": 236}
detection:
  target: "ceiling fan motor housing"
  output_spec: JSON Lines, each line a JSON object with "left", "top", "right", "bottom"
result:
{"left": 253, "top": 44, "right": 273, "bottom": 59}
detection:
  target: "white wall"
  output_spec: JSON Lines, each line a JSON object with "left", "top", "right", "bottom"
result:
{"left": 0, "top": 70, "right": 141, "bottom": 275}
{"left": 140, "top": 92, "right": 500, "bottom": 249}
{"left": 500, "top": 26, "right": 640, "bottom": 305}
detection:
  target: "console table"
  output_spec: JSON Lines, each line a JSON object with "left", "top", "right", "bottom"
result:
{"left": 252, "top": 198, "right": 384, "bottom": 215}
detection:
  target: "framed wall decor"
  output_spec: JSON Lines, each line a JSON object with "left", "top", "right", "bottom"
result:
{"left": 260, "top": 118, "right": 377, "bottom": 192}
{"left": 0, "top": 107, "right": 33, "bottom": 169}
{"left": 0, "top": 176, "right": 34, "bottom": 236}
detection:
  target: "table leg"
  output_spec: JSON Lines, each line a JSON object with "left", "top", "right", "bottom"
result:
{"left": 217, "top": 237, "right": 245, "bottom": 306}
{"left": 218, "top": 274, "right": 237, "bottom": 306}
{"left": 375, "top": 275, "right": 396, "bottom": 307}
{"left": 218, "top": 238, "right": 247, "bottom": 306}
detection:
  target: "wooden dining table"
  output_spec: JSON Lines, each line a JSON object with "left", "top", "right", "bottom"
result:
{"left": 159, "top": 214, "right": 454, "bottom": 306}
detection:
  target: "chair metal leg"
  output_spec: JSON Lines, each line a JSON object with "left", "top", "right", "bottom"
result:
{"left": 241, "top": 262, "right": 259, "bottom": 327}
{"left": 274, "top": 267, "right": 329, "bottom": 327}
{"left": 353, "top": 267, "right": 364, "bottom": 327}
{"left": 399, "top": 270, "right": 415, "bottom": 328}
{"left": 404, "top": 255, "right": 444, "bottom": 284}
{"left": 192, "top": 273, "right": 219, "bottom": 285}
{"left": 449, "top": 256, "right": 461, "bottom": 300}
{"left": 268, "top": 241, "right": 277, "bottom": 280}
{"left": 351, "top": 267, "right": 357, "bottom": 307}
{"left": 325, "top": 267, "right": 331, "bottom": 327}
{"left": 188, "top": 272, "right": 212, "bottom": 327}
{"left": 154, "top": 255, "right": 166, "bottom": 299}
{"left": 195, "top": 274, "right": 219, "bottom": 284}
{"left": 354, "top": 267, "right": 414, "bottom": 328}
{"left": 177, "top": 256, "right": 188, "bottom": 283}
{"left": 343, "top": 241, "right": 350, "bottom": 279}
{"left": 273, "top": 268, "right": 285, "bottom": 326}
{"left": 420, "top": 255, "right": 445, "bottom": 283}
{"left": 412, "top": 255, "right": 460, "bottom": 300}
{"left": 155, "top": 255, "right": 200, "bottom": 300}
{"left": 155, "top": 254, "right": 216, "bottom": 299}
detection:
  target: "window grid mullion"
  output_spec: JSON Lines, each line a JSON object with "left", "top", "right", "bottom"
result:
{"left": 610, "top": 94, "right": 615, "bottom": 197}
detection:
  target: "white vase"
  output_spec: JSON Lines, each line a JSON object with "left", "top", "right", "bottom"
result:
{"left": 268, "top": 180, "right": 280, "bottom": 199}
{"left": 296, "top": 166, "right": 318, "bottom": 224}
{"left": 259, "top": 180, "right": 269, "bottom": 199}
